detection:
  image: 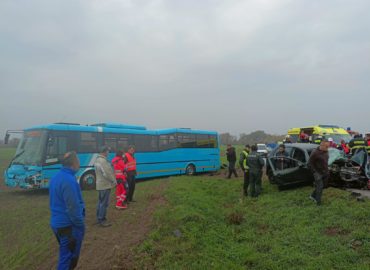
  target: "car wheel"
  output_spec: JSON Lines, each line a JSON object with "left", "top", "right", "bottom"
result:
{"left": 80, "top": 171, "right": 96, "bottom": 190}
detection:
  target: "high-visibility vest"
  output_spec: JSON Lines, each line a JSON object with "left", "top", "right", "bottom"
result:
{"left": 125, "top": 153, "right": 137, "bottom": 171}
{"left": 242, "top": 150, "right": 249, "bottom": 170}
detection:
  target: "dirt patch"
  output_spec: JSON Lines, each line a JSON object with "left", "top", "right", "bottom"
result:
{"left": 42, "top": 180, "right": 168, "bottom": 270}
{"left": 226, "top": 211, "right": 244, "bottom": 225}
{"left": 324, "top": 227, "right": 350, "bottom": 237}
{"left": 257, "top": 224, "right": 269, "bottom": 235}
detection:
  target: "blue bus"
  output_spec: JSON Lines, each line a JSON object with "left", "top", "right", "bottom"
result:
{"left": 4, "top": 123, "right": 220, "bottom": 190}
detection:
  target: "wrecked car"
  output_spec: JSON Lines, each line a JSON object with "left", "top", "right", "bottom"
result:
{"left": 266, "top": 143, "right": 370, "bottom": 190}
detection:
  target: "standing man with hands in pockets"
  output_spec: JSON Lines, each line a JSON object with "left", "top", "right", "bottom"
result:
{"left": 94, "top": 146, "right": 117, "bottom": 227}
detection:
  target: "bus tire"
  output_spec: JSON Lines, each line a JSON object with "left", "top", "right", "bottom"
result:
{"left": 185, "top": 164, "right": 196, "bottom": 176}
{"left": 80, "top": 171, "right": 96, "bottom": 190}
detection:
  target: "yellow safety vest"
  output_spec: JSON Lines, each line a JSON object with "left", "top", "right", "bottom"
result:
{"left": 242, "top": 150, "right": 249, "bottom": 170}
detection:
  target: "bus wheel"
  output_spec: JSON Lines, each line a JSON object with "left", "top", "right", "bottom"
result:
{"left": 80, "top": 171, "right": 96, "bottom": 190}
{"left": 185, "top": 164, "right": 196, "bottom": 176}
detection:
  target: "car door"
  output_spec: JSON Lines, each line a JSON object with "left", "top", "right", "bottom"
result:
{"left": 269, "top": 147, "right": 312, "bottom": 186}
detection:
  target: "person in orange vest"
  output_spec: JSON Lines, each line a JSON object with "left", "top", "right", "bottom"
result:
{"left": 340, "top": 139, "right": 350, "bottom": 155}
{"left": 112, "top": 150, "right": 128, "bottom": 210}
{"left": 124, "top": 146, "right": 137, "bottom": 202}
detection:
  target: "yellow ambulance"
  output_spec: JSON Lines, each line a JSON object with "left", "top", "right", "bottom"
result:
{"left": 287, "top": 125, "right": 352, "bottom": 144}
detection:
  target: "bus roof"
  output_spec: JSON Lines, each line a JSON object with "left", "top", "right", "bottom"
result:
{"left": 25, "top": 123, "right": 218, "bottom": 135}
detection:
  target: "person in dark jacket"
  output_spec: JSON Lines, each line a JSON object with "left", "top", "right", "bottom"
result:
{"left": 226, "top": 144, "right": 238, "bottom": 178}
{"left": 309, "top": 139, "right": 330, "bottom": 206}
{"left": 49, "top": 151, "right": 85, "bottom": 270}
{"left": 275, "top": 144, "right": 289, "bottom": 170}
{"left": 349, "top": 134, "right": 367, "bottom": 155}
{"left": 246, "top": 145, "right": 265, "bottom": 197}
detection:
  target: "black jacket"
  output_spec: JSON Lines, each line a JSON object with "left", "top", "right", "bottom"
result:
{"left": 309, "top": 148, "right": 329, "bottom": 175}
{"left": 246, "top": 151, "right": 264, "bottom": 173}
{"left": 226, "top": 147, "right": 237, "bottom": 162}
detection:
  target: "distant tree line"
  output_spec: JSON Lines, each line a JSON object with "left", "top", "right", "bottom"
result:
{"left": 220, "top": 131, "right": 285, "bottom": 145}
{"left": 0, "top": 138, "right": 20, "bottom": 147}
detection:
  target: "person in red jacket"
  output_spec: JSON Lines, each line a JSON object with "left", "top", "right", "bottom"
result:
{"left": 112, "top": 150, "right": 128, "bottom": 209}
{"left": 340, "top": 139, "right": 350, "bottom": 155}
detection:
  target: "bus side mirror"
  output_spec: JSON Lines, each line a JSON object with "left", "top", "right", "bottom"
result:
{"left": 4, "top": 133, "right": 10, "bottom": 144}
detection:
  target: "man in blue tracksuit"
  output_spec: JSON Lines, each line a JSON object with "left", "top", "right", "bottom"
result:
{"left": 49, "top": 151, "right": 85, "bottom": 270}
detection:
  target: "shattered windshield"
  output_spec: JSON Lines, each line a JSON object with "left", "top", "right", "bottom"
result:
{"left": 12, "top": 130, "right": 47, "bottom": 166}
{"left": 328, "top": 148, "right": 346, "bottom": 165}
{"left": 351, "top": 149, "right": 367, "bottom": 167}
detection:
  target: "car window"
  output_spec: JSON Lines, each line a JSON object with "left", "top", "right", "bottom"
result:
{"left": 292, "top": 148, "right": 306, "bottom": 163}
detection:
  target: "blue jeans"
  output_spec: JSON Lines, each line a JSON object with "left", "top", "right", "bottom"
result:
{"left": 96, "top": 189, "right": 111, "bottom": 223}
{"left": 52, "top": 225, "right": 85, "bottom": 270}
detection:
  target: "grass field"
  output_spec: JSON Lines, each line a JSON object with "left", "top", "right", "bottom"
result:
{"left": 1, "top": 147, "right": 370, "bottom": 269}
{"left": 136, "top": 178, "right": 370, "bottom": 269}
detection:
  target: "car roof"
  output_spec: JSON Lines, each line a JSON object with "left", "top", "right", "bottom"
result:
{"left": 285, "top": 143, "right": 318, "bottom": 150}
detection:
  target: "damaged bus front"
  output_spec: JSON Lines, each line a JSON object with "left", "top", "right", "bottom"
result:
{"left": 4, "top": 129, "right": 49, "bottom": 189}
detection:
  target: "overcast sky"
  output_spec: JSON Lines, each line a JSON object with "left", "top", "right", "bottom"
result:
{"left": 1, "top": 0, "right": 370, "bottom": 137}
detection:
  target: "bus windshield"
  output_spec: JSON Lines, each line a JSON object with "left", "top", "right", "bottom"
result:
{"left": 13, "top": 130, "right": 47, "bottom": 166}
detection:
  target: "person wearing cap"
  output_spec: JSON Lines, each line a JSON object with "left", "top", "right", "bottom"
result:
{"left": 94, "top": 146, "right": 117, "bottom": 227}
{"left": 328, "top": 138, "right": 337, "bottom": 148}
{"left": 284, "top": 135, "right": 292, "bottom": 144}
{"left": 348, "top": 134, "right": 367, "bottom": 155}
{"left": 49, "top": 151, "right": 85, "bottom": 270}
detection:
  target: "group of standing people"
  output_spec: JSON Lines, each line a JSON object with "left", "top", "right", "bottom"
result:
{"left": 49, "top": 145, "right": 137, "bottom": 269}
{"left": 226, "top": 144, "right": 265, "bottom": 198}
{"left": 95, "top": 145, "right": 137, "bottom": 227}
{"left": 226, "top": 140, "right": 332, "bottom": 207}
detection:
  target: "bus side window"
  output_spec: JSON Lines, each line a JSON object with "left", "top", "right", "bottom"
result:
{"left": 134, "top": 135, "right": 158, "bottom": 152}
{"left": 116, "top": 134, "right": 130, "bottom": 151}
{"left": 46, "top": 133, "right": 68, "bottom": 162}
{"left": 104, "top": 134, "right": 118, "bottom": 152}
{"left": 78, "top": 132, "right": 98, "bottom": 153}
{"left": 196, "top": 134, "right": 217, "bottom": 148}
{"left": 177, "top": 133, "right": 197, "bottom": 148}
{"left": 159, "top": 135, "right": 169, "bottom": 151}
{"left": 209, "top": 135, "right": 218, "bottom": 148}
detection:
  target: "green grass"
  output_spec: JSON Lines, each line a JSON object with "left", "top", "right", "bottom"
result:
{"left": 135, "top": 176, "right": 370, "bottom": 270}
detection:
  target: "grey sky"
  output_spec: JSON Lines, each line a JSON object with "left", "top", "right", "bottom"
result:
{"left": 1, "top": 0, "right": 370, "bottom": 137}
